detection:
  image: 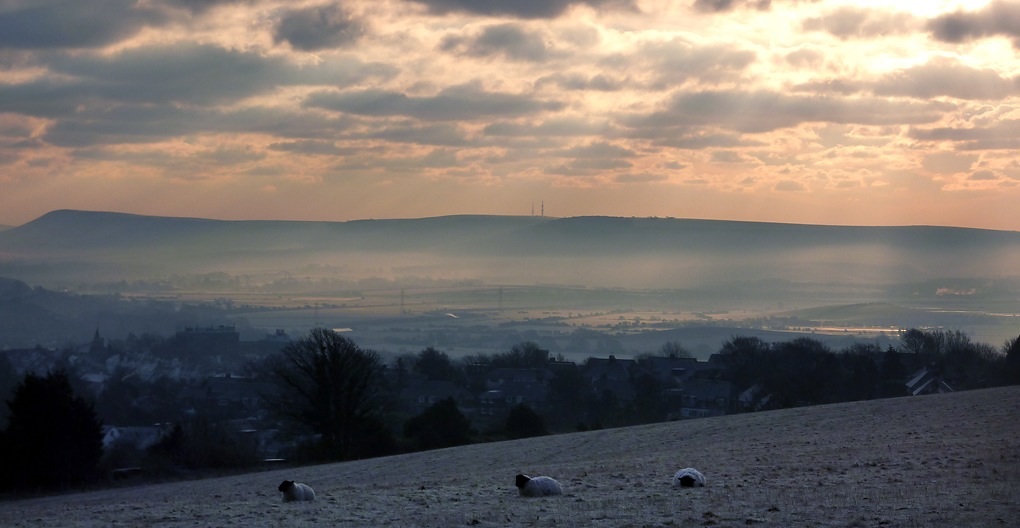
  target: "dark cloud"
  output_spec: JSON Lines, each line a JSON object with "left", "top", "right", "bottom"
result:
{"left": 784, "top": 48, "right": 824, "bottom": 68}
{"left": 0, "top": 44, "right": 395, "bottom": 120}
{"left": 0, "top": 1, "right": 252, "bottom": 51}
{"left": 403, "top": 0, "right": 636, "bottom": 19}
{"left": 268, "top": 140, "right": 352, "bottom": 156}
{"left": 158, "top": 0, "right": 249, "bottom": 14}
{"left": 622, "top": 90, "right": 949, "bottom": 134}
{"left": 792, "top": 79, "right": 864, "bottom": 95}
{"left": 535, "top": 72, "right": 625, "bottom": 91}
{"left": 543, "top": 157, "right": 630, "bottom": 176}
{"left": 362, "top": 122, "right": 472, "bottom": 146}
{"left": 38, "top": 103, "right": 355, "bottom": 148}
{"left": 274, "top": 4, "right": 364, "bottom": 51}
{"left": 628, "top": 40, "right": 756, "bottom": 89}
{"left": 872, "top": 59, "right": 1018, "bottom": 101}
{"left": 693, "top": 0, "right": 771, "bottom": 13}
{"left": 774, "top": 179, "right": 806, "bottom": 191}
{"left": 928, "top": 1, "right": 1020, "bottom": 46}
{"left": 558, "top": 141, "right": 635, "bottom": 159}
{"left": 446, "top": 23, "right": 552, "bottom": 62}
{"left": 802, "top": 7, "right": 918, "bottom": 39}
{"left": 482, "top": 118, "right": 610, "bottom": 137}
{"left": 0, "top": 0, "right": 165, "bottom": 49}
{"left": 709, "top": 150, "right": 746, "bottom": 163}
{"left": 467, "top": 23, "right": 554, "bottom": 62}
{"left": 304, "top": 84, "right": 565, "bottom": 121}
{"left": 49, "top": 44, "right": 297, "bottom": 105}
{"left": 195, "top": 145, "right": 265, "bottom": 165}
{"left": 653, "top": 133, "right": 764, "bottom": 150}
{"left": 909, "top": 119, "right": 1020, "bottom": 151}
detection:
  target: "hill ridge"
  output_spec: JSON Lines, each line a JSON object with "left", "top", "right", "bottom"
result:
{"left": 2, "top": 209, "right": 1019, "bottom": 289}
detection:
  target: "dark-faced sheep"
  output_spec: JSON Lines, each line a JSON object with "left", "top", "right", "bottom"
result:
{"left": 672, "top": 468, "right": 706, "bottom": 488}
{"left": 278, "top": 480, "right": 316, "bottom": 502}
{"left": 515, "top": 474, "right": 563, "bottom": 497}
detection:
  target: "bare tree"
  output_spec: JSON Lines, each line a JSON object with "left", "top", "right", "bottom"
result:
{"left": 267, "top": 328, "right": 390, "bottom": 460}
{"left": 660, "top": 340, "right": 693, "bottom": 358}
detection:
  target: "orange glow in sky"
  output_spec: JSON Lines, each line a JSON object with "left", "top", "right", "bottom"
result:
{"left": 0, "top": 0, "right": 1018, "bottom": 230}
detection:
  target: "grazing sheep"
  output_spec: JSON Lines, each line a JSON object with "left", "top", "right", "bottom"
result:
{"left": 672, "top": 468, "right": 706, "bottom": 488}
{"left": 515, "top": 474, "right": 563, "bottom": 497}
{"left": 278, "top": 480, "right": 316, "bottom": 502}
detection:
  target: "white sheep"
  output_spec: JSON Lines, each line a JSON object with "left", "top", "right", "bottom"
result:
{"left": 515, "top": 474, "right": 563, "bottom": 497}
{"left": 278, "top": 480, "right": 316, "bottom": 502}
{"left": 672, "top": 468, "right": 706, "bottom": 488}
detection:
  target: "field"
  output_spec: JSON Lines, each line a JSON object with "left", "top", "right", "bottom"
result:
{"left": 2, "top": 386, "right": 1017, "bottom": 527}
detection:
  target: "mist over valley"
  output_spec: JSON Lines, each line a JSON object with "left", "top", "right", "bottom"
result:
{"left": 1, "top": 209, "right": 1018, "bottom": 354}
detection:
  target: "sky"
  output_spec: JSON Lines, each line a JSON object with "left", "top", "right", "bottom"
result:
{"left": 1, "top": 0, "right": 1019, "bottom": 230}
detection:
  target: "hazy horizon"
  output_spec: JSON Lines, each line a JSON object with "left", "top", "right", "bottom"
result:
{"left": 3, "top": 210, "right": 1018, "bottom": 348}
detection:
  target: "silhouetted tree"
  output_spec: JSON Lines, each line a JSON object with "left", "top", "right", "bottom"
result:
{"left": 659, "top": 341, "right": 693, "bottom": 358}
{"left": 899, "top": 328, "right": 1000, "bottom": 390}
{"left": 148, "top": 417, "right": 258, "bottom": 470}
{"left": 1004, "top": 335, "right": 1020, "bottom": 385}
{"left": 627, "top": 368, "right": 668, "bottom": 424}
{"left": 492, "top": 342, "right": 550, "bottom": 369}
{"left": 505, "top": 403, "right": 548, "bottom": 439}
{"left": 0, "top": 370, "right": 104, "bottom": 490}
{"left": 878, "top": 347, "right": 909, "bottom": 398}
{"left": 900, "top": 328, "right": 939, "bottom": 358}
{"left": 546, "top": 363, "right": 587, "bottom": 430}
{"left": 0, "top": 354, "right": 18, "bottom": 429}
{"left": 266, "top": 328, "right": 392, "bottom": 461}
{"left": 717, "top": 336, "right": 772, "bottom": 390}
{"left": 403, "top": 397, "right": 473, "bottom": 450}
{"left": 840, "top": 345, "right": 880, "bottom": 401}
{"left": 94, "top": 367, "right": 144, "bottom": 425}
{"left": 412, "top": 347, "right": 465, "bottom": 385}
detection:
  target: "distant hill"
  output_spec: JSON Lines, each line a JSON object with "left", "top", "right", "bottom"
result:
{"left": 0, "top": 277, "right": 239, "bottom": 349}
{"left": 1, "top": 209, "right": 1019, "bottom": 292}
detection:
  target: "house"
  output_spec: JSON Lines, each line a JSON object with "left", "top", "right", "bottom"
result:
{"left": 399, "top": 380, "right": 474, "bottom": 415}
{"left": 182, "top": 375, "right": 276, "bottom": 419}
{"left": 736, "top": 384, "right": 772, "bottom": 411}
{"left": 673, "top": 379, "right": 732, "bottom": 419}
{"left": 485, "top": 367, "right": 552, "bottom": 389}
{"left": 102, "top": 425, "right": 165, "bottom": 451}
{"left": 640, "top": 356, "right": 703, "bottom": 385}
{"left": 905, "top": 366, "right": 954, "bottom": 396}
{"left": 583, "top": 355, "right": 636, "bottom": 402}
{"left": 478, "top": 380, "right": 549, "bottom": 418}
{"left": 173, "top": 325, "right": 240, "bottom": 361}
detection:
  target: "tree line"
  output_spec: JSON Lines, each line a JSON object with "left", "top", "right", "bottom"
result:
{"left": 1, "top": 327, "right": 1018, "bottom": 493}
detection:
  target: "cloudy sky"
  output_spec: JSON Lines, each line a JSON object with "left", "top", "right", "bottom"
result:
{"left": 1, "top": 0, "right": 1019, "bottom": 230}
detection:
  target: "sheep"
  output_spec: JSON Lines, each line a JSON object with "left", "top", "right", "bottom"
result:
{"left": 515, "top": 474, "right": 563, "bottom": 497}
{"left": 672, "top": 468, "right": 706, "bottom": 488}
{"left": 278, "top": 480, "right": 316, "bottom": 502}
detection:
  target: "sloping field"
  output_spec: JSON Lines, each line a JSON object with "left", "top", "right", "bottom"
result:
{"left": 2, "top": 387, "right": 1018, "bottom": 527}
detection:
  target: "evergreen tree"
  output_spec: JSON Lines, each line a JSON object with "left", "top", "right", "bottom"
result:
{"left": 403, "top": 397, "right": 473, "bottom": 450}
{"left": 1, "top": 370, "right": 104, "bottom": 490}
{"left": 1004, "top": 335, "right": 1020, "bottom": 385}
{"left": 505, "top": 403, "right": 548, "bottom": 439}
{"left": 412, "top": 347, "right": 465, "bottom": 384}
